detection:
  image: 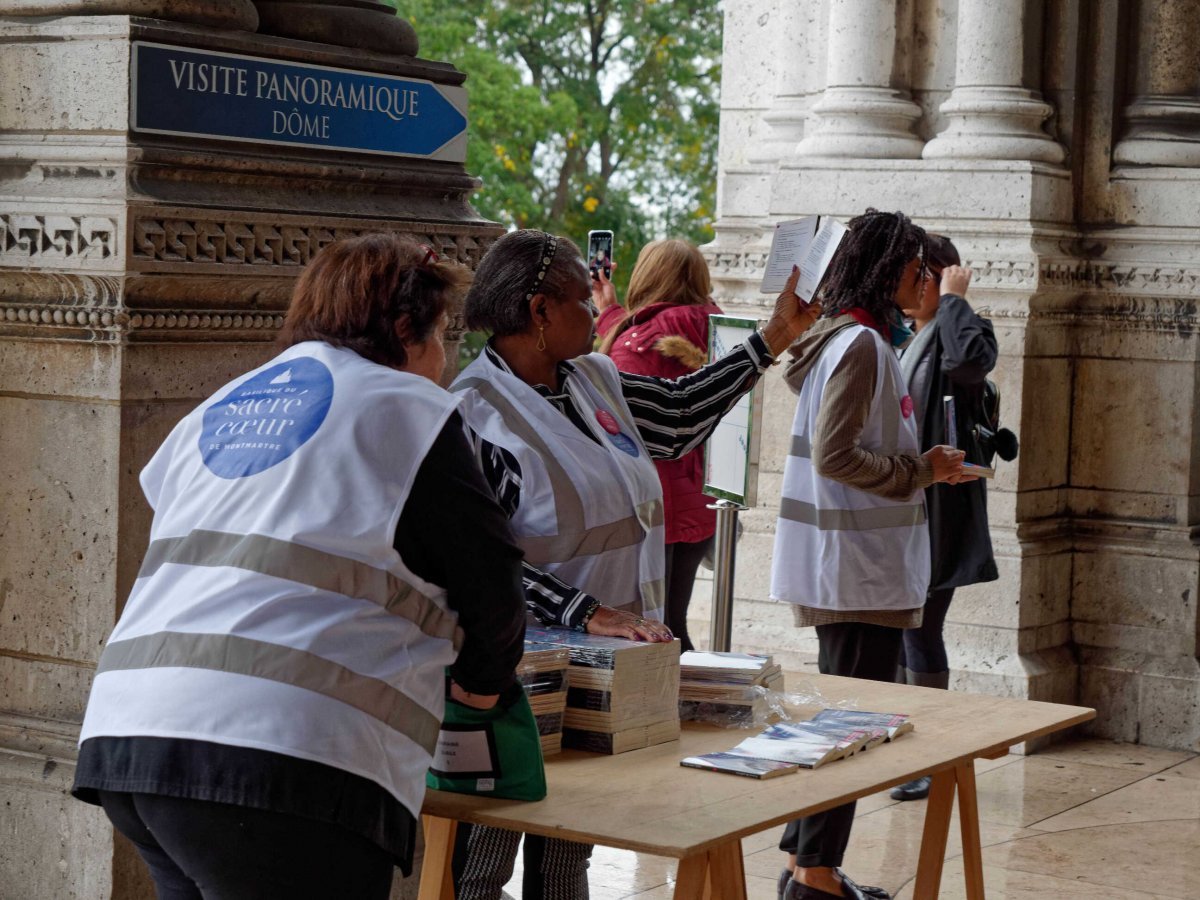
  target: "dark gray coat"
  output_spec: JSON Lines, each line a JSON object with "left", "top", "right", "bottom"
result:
{"left": 903, "top": 294, "right": 1000, "bottom": 591}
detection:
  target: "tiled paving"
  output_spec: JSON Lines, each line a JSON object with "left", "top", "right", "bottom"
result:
{"left": 497, "top": 737, "right": 1199, "bottom": 898}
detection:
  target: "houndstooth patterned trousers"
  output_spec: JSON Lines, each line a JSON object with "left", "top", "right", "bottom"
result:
{"left": 453, "top": 823, "right": 593, "bottom": 899}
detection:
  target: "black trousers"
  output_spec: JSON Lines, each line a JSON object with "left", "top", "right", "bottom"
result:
{"left": 778, "top": 622, "right": 904, "bottom": 868}
{"left": 664, "top": 537, "right": 712, "bottom": 653}
{"left": 901, "top": 587, "right": 955, "bottom": 674}
{"left": 98, "top": 791, "right": 394, "bottom": 900}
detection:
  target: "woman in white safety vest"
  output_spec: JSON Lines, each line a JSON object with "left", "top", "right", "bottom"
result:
{"left": 451, "top": 229, "right": 821, "bottom": 900}
{"left": 71, "top": 235, "right": 528, "bottom": 900}
{"left": 769, "top": 210, "right": 977, "bottom": 900}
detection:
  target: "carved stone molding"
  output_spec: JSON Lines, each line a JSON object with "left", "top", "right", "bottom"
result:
{"left": 0, "top": 215, "right": 119, "bottom": 268}
{"left": 128, "top": 209, "right": 498, "bottom": 273}
{"left": 1042, "top": 261, "right": 1200, "bottom": 297}
{"left": 1, "top": 210, "right": 499, "bottom": 342}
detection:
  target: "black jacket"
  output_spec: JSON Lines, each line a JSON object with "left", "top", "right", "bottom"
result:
{"left": 905, "top": 294, "right": 1000, "bottom": 591}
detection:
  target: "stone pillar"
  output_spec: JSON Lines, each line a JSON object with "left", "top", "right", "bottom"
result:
{"left": 1112, "top": 0, "right": 1200, "bottom": 166}
{"left": 923, "top": 0, "right": 1064, "bottom": 162}
{"left": 4, "top": 1, "right": 258, "bottom": 29}
{"left": 793, "top": 0, "right": 923, "bottom": 159}
{"left": 747, "top": 3, "right": 826, "bottom": 164}
{"left": 252, "top": 0, "right": 418, "bottom": 56}
{"left": 0, "top": 7, "right": 497, "bottom": 898}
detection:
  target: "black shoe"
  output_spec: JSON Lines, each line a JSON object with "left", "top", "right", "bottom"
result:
{"left": 836, "top": 868, "right": 890, "bottom": 899}
{"left": 890, "top": 775, "right": 931, "bottom": 801}
{"left": 782, "top": 880, "right": 843, "bottom": 900}
{"left": 782, "top": 876, "right": 891, "bottom": 900}
{"left": 778, "top": 867, "right": 793, "bottom": 900}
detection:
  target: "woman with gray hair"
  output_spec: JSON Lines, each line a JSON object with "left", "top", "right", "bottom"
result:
{"left": 448, "top": 229, "right": 821, "bottom": 900}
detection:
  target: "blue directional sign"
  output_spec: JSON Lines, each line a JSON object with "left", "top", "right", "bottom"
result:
{"left": 131, "top": 42, "right": 468, "bottom": 161}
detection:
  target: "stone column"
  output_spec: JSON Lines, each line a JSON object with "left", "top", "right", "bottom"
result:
{"left": 252, "top": 0, "right": 418, "bottom": 56}
{"left": 923, "top": 0, "right": 1064, "bottom": 162}
{"left": 2, "top": 0, "right": 258, "bottom": 29}
{"left": 793, "top": 0, "right": 923, "bottom": 159}
{"left": 1112, "top": 0, "right": 1200, "bottom": 166}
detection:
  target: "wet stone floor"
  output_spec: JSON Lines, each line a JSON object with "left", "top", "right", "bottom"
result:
{"left": 500, "top": 738, "right": 1200, "bottom": 899}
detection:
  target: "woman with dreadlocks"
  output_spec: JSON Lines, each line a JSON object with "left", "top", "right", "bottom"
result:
{"left": 769, "top": 210, "right": 977, "bottom": 900}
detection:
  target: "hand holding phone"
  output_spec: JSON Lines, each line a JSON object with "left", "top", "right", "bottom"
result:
{"left": 587, "top": 230, "right": 614, "bottom": 282}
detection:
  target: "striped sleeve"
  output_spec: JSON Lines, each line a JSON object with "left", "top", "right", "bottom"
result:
{"left": 619, "top": 331, "right": 774, "bottom": 460}
{"left": 465, "top": 426, "right": 598, "bottom": 629}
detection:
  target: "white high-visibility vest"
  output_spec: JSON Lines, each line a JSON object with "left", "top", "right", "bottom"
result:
{"left": 79, "top": 341, "right": 464, "bottom": 820}
{"left": 771, "top": 324, "right": 930, "bottom": 613}
{"left": 453, "top": 352, "right": 666, "bottom": 619}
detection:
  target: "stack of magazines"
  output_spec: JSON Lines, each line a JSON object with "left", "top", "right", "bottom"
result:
{"left": 525, "top": 626, "right": 681, "bottom": 755}
{"left": 678, "top": 650, "right": 785, "bottom": 726}
{"left": 681, "top": 709, "right": 914, "bottom": 778}
{"left": 517, "top": 644, "right": 571, "bottom": 757}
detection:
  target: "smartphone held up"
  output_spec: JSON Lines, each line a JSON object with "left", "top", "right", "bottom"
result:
{"left": 587, "top": 230, "right": 614, "bottom": 282}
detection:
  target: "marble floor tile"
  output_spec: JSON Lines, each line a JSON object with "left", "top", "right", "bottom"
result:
{"left": 892, "top": 858, "right": 1173, "bottom": 900}
{"left": 1034, "top": 760, "right": 1200, "bottom": 831}
{"left": 1032, "top": 738, "right": 1194, "bottom": 774}
{"left": 974, "top": 756, "right": 1147, "bottom": 827}
{"left": 1166, "top": 756, "right": 1200, "bottom": 780}
{"left": 981, "top": 820, "right": 1200, "bottom": 899}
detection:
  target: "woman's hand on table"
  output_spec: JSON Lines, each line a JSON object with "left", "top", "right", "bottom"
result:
{"left": 591, "top": 264, "right": 619, "bottom": 312}
{"left": 586, "top": 605, "right": 674, "bottom": 642}
{"left": 760, "top": 265, "right": 822, "bottom": 356}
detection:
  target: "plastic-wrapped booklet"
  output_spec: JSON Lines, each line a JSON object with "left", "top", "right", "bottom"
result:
{"left": 761, "top": 721, "right": 884, "bottom": 756}
{"left": 730, "top": 735, "right": 842, "bottom": 769}
{"left": 810, "top": 709, "right": 914, "bottom": 741}
{"left": 680, "top": 751, "right": 798, "bottom": 779}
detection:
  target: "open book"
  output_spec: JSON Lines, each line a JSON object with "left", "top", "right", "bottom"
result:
{"left": 759, "top": 216, "right": 848, "bottom": 299}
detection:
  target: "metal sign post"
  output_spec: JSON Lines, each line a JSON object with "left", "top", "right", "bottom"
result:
{"left": 702, "top": 314, "right": 764, "bottom": 654}
{"left": 707, "top": 499, "right": 747, "bottom": 653}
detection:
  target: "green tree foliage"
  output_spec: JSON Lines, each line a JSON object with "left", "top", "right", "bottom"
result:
{"left": 383, "top": 0, "right": 722, "bottom": 292}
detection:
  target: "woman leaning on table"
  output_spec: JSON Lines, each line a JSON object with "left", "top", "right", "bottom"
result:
{"left": 70, "top": 235, "right": 527, "bottom": 900}
{"left": 769, "top": 210, "right": 977, "bottom": 900}
{"left": 449, "top": 229, "right": 821, "bottom": 900}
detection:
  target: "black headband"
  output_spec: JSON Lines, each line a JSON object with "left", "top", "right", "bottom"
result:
{"left": 524, "top": 232, "right": 559, "bottom": 302}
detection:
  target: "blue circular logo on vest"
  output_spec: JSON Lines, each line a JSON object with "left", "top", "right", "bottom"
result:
{"left": 608, "top": 431, "right": 640, "bottom": 457}
{"left": 199, "top": 357, "right": 334, "bottom": 479}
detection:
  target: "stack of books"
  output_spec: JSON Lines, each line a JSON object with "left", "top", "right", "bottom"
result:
{"left": 677, "top": 650, "right": 785, "bottom": 726}
{"left": 681, "top": 709, "right": 913, "bottom": 778}
{"left": 517, "top": 644, "right": 571, "bottom": 757}
{"left": 525, "top": 626, "right": 681, "bottom": 755}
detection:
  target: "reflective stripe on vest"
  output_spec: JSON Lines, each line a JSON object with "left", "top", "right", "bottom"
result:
{"left": 452, "top": 377, "right": 662, "bottom": 566}
{"left": 96, "top": 630, "right": 442, "bottom": 753}
{"left": 779, "top": 497, "right": 926, "bottom": 531}
{"left": 140, "top": 529, "right": 462, "bottom": 649}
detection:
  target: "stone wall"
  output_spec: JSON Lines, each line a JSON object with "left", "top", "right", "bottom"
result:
{"left": 0, "top": 9, "right": 499, "bottom": 897}
{"left": 708, "top": 0, "right": 1200, "bottom": 752}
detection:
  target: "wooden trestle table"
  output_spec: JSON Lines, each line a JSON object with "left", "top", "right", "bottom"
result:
{"left": 419, "top": 673, "right": 1094, "bottom": 899}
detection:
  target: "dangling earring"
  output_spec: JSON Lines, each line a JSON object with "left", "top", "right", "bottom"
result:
{"left": 536, "top": 325, "right": 547, "bottom": 352}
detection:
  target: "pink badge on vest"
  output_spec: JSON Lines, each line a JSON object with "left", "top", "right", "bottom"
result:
{"left": 595, "top": 410, "right": 620, "bottom": 434}
{"left": 900, "top": 395, "right": 914, "bottom": 419}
